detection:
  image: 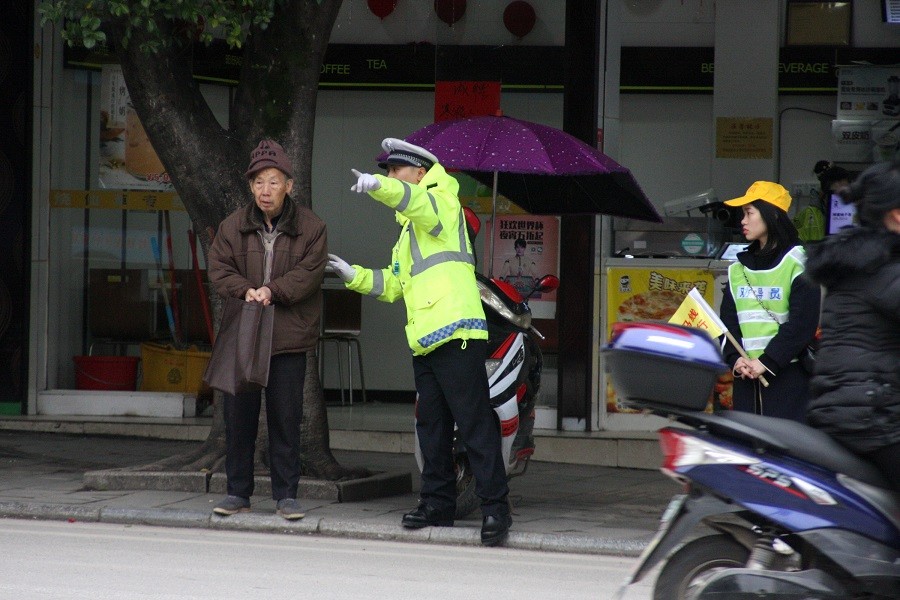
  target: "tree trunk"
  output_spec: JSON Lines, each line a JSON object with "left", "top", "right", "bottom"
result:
{"left": 114, "top": 1, "right": 364, "bottom": 480}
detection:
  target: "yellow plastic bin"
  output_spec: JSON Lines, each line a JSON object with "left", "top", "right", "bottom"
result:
{"left": 140, "top": 343, "right": 211, "bottom": 395}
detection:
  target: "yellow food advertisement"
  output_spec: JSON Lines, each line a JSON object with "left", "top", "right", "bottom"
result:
{"left": 605, "top": 266, "right": 723, "bottom": 414}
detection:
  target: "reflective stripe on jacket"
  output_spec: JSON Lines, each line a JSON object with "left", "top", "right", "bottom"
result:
{"left": 346, "top": 163, "right": 487, "bottom": 355}
{"left": 728, "top": 246, "right": 806, "bottom": 358}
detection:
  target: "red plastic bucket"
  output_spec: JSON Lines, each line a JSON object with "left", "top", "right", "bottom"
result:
{"left": 73, "top": 356, "right": 139, "bottom": 391}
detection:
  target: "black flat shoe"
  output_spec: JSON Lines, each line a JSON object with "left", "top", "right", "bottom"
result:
{"left": 480, "top": 514, "right": 512, "bottom": 546}
{"left": 401, "top": 503, "right": 455, "bottom": 528}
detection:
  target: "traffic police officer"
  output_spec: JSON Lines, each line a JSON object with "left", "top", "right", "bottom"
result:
{"left": 327, "top": 138, "right": 511, "bottom": 546}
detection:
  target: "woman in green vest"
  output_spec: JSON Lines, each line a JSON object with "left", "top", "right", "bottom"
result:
{"left": 719, "top": 181, "right": 821, "bottom": 421}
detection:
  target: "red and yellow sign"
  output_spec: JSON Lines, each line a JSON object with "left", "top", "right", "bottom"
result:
{"left": 434, "top": 80, "right": 501, "bottom": 122}
{"left": 668, "top": 287, "right": 725, "bottom": 339}
{"left": 605, "top": 266, "right": 716, "bottom": 414}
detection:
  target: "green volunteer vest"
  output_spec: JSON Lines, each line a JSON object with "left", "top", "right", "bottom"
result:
{"left": 728, "top": 246, "right": 806, "bottom": 359}
{"left": 793, "top": 206, "right": 825, "bottom": 242}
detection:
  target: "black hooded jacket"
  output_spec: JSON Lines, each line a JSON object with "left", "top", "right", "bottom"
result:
{"left": 804, "top": 227, "right": 900, "bottom": 454}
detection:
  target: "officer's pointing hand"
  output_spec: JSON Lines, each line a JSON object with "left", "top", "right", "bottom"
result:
{"left": 350, "top": 169, "right": 380, "bottom": 193}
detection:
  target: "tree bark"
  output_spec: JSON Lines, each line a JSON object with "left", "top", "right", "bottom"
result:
{"left": 111, "top": 2, "right": 365, "bottom": 480}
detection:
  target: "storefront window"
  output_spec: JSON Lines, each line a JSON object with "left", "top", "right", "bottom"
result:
{"left": 45, "top": 67, "right": 221, "bottom": 406}
{"left": 48, "top": 193, "right": 210, "bottom": 393}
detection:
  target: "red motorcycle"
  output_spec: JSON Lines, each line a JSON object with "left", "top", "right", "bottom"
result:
{"left": 414, "top": 208, "right": 559, "bottom": 517}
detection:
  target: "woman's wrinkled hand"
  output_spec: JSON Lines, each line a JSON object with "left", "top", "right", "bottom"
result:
{"left": 244, "top": 287, "right": 272, "bottom": 305}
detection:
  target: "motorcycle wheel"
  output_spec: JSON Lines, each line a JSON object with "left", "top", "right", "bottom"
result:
{"left": 454, "top": 453, "right": 480, "bottom": 519}
{"left": 653, "top": 534, "right": 749, "bottom": 600}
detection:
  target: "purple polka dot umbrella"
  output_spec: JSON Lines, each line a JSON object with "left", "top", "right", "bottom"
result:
{"left": 379, "top": 115, "right": 661, "bottom": 273}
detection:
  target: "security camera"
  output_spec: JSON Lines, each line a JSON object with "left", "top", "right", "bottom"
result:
{"left": 663, "top": 189, "right": 718, "bottom": 216}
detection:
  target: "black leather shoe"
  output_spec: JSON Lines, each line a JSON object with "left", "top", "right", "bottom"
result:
{"left": 401, "top": 503, "right": 455, "bottom": 529}
{"left": 481, "top": 514, "right": 512, "bottom": 546}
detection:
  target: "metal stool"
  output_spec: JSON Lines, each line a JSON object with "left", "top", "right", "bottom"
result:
{"left": 318, "top": 333, "right": 366, "bottom": 405}
{"left": 318, "top": 287, "right": 366, "bottom": 405}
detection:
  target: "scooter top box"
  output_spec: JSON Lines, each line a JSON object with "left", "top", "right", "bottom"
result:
{"left": 602, "top": 322, "right": 728, "bottom": 411}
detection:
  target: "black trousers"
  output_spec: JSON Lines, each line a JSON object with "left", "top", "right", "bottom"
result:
{"left": 224, "top": 352, "right": 306, "bottom": 501}
{"left": 864, "top": 442, "right": 900, "bottom": 493}
{"left": 413, "top": 339, "right": 509, "bottom": 517}
{"left": 732, "top": 361, "right": 810, "bottom": 422}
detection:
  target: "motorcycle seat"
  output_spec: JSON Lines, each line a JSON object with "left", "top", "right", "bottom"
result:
{"left": 697, "top": 410, "right": 893, "bottom": 492}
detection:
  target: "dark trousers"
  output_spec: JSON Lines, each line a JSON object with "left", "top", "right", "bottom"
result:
{"left": 865, "top": 442, "right": 900, "bottom": 493}
{"left": 732, "top": 362, "right": 810, "bottom": 422}
{"left": 413, "top": 339, "right": 509, "bottom": 518}
{"left": 224, "top": 352, "right": 306, "bottom": 501}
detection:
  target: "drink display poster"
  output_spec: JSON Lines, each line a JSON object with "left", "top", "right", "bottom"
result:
{"left": 99, "top": 65, "right": 172, "bottom": 191}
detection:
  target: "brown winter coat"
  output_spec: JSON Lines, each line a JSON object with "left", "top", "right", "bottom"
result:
{"left": 208, "top": 196, "right": 327, "bottom": 355}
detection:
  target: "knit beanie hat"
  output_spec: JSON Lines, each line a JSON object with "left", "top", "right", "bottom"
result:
{"left": 245, "top": 139, "right": 293, "bottom": 179}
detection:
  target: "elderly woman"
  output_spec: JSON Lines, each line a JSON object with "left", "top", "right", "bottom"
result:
{"left": 207, "top": 140, "right": 327, "bottom": 519}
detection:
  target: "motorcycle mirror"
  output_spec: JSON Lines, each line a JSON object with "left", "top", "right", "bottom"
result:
{"left": 462, "top": 206, "right": 481, "bottom": 239}
{"left": 534, "top": 274, "right": 560, "bottom": 294}
{"left": 521, "top": 274, "right": 560, "bottom": 301}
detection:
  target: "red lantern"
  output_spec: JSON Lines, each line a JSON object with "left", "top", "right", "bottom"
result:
{"left": 367, "top": 0, "right": 397, "bottom": 20}
{"left": 434, "top": 0, "right": 467, "bottom": 25}
{"left": 503, "top": 1, "right": 536, "bottom": 38}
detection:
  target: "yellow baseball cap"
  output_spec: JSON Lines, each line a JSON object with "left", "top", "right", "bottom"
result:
{"left": 724, "top": 181, "right": 792, "bottom": 212}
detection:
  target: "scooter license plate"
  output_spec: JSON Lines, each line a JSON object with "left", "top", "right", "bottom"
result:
{"left": 613, "top": 494, "right": 689, "bottom": 599}
{"left": 658, "top": 494, "right": 687, "bottom": 528}
{"left": 634, "top": 494, "right": 688, "bottom": 568}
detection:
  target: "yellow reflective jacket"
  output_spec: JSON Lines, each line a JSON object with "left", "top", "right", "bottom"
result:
{"left": 346, "top": 163, "right": 488, "bottom": 355}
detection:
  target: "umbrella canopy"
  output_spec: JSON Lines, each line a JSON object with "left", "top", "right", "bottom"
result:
{"left": 398, "top": 115, "right": 662, "bottom": 223}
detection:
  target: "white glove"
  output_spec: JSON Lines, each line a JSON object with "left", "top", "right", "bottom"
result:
{"left": 350, "top": 168, "right": 380, "bottom": 193}
{"left": 327, "top": 253, "right": 356, "bottom": 283}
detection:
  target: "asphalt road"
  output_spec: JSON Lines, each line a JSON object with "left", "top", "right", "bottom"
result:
{"left": 1, "top": 519, "right": 657, "bottom": 599}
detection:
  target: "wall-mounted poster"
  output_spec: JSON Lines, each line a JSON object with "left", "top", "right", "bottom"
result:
{"left": 485, "top": 215, "right": 559, "bottom": 319}
{"left": 836, "top": 66, "right": 900, "bottom": 120}
{"left": 604, "top": 266, "right": 730, "bottom": 414}
{"left": 99, "top": 65, "right": 173, "bottom": 191}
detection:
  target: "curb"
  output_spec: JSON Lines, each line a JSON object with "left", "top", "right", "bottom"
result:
{"left": 83, "top": 469, "right": 414, "bottom": 502}
{"left": 0, "top": 501, "right": 648, "bottom": 557}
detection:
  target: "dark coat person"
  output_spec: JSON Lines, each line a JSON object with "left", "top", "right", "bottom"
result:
{"left": 207, "top": 139, "right": 328, "bottom": 518}
{"left": 805, "top": 159, "right": 900, "bottom": 491}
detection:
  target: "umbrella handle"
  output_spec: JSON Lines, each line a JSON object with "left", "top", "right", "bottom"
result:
{"left": 489, "top": 171, "right": 498, "bottom": 278}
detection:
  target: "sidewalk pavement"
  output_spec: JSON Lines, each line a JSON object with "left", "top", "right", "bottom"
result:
{"left": 0, "top": 429, "right": 679, "bottom": 556}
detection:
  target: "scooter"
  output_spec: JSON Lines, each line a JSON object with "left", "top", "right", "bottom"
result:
{"left": 414, "top": 208, "right": 560, "bottom": 518}
{"left": 603, "top": 321, "right": 900, "bottom": 600}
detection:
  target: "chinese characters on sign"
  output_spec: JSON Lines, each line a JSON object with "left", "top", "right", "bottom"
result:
{"left": 433, "top": 81, "right": 501, "bottom": 122}
{"left": 487, "top": 215, "right": 559, "bottom": 318}
{"left": 668, "top": 288, "right": 725, "bottom": 339}
{"left": 605, "top": 267, "right": 720, "bottom": 414}
{"left": 715, "top": 117, "right": 774, "bottom": 159}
